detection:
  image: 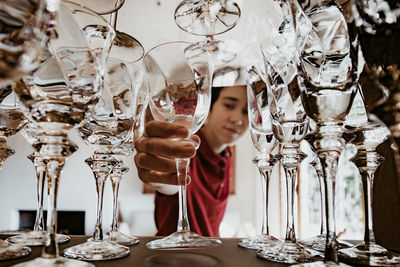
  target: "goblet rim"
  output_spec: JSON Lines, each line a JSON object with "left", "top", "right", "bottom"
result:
{"left": 65, "top": 0, "right": 125, "bottom": 15}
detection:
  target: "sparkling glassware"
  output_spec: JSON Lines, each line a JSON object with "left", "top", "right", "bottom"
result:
{"left": 11, "top": 1, "right": 115, "bottom": 266}
{"left": 0, "top": 0, "right": 55, "bottom": 260}
{"left": 143, "top": 41, "right": 219, "bottom": 249}
{"left": 339, "top": 119, "right": 400, "bottom": 266}
{"left": 238, "top": 65, "right": 280, "bottom": 250}
{"left": 0, "top": 0, "right": 49, "bottom": 88}
{"left": 6, "top": 123, "right": 70, "bottom": 246}
{"left": 0, "top": 93, "right": 31, "bottom": 261}
{"left": 291, "top": 0, "right": 359, "bottom": 266}
{"left": 256, "top": 9, "right": 321, "bottom": 263}
{"left": 174, "top": 0, "right": 241, "bottom": 64}
{"left": 64, "top": 58, "right": 143, "bottom": 261}
{"left": 299, "top": 155, "right": 352, "bottom": 252}
{"left": 106, "top": 85, "right": 148, "bottom": 246}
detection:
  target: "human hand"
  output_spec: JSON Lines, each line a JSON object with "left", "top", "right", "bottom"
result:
{"left": 134, "top": 121, "right": 200, "bottom": 185}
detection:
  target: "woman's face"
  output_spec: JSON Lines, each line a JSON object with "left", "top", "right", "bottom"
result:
{"left": 204, "top": 85, "right": 249, "bottom": 147}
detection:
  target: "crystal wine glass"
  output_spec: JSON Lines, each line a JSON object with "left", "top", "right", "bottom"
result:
{"left": 238, "top": 65, "right": 280, "bottom": 250}
{"left": 0, "top": 0, "right": 49, "bottom": 88}
{"left": 143, "top": 41, "right": 220, "bottom": 249}
{"left": 11, "top": 1, "right": 115, "bottom": 266}
{"left": 174, "top": 0, "right": 241, "bottom": 64}
{"left": 291, "top": 0, "right": 359, "bottom": 265}
{"left": 63, "top": 58, "right": 143, "bottom": 261}
{"left": 0, "top": 93, "right": 31, "bottom": 261}
{"left": 339, "top": 118, "right": 400, "bottom": 266}
{"left": 0, "top": 0, "right": 56, "bottom": 260}
{"left": 6, "top": 123, "right": 71, "bottom": 246}
{"left": 256, "top": 17, "right": 321, "bottom": 263}
{"left": 105, "top": 84, "right": 148, "bottom": 246}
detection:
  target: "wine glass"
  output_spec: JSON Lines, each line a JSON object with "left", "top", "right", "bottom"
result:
{"left": 291, "top": 0, "right": 359, "bottom": 266}
{"left": 338, "top": 117, "right": 400, "bottom": 266}
{"left": 256, "top": 15, "right": 321, "bottom": 263}
{"left": 63, "top": 58, "right": 143, "bottom": 261}
{"left": 6, "top": 123, "right": 71, "bottom": 246}
{"left": 105, "top": 84, "right": 148, "bottom": 246}
{"left": 238, "top": 65, "right": 280, "bottom": 250}
{"left": 0, "top": 0, "right": 49, "bottom": 88}
{"left": 174, "top": 0, "right": 241, "bottom": 64}
{"left": 143, "top": 41, "right": 219, "bottom": 249}
{"left": 11, "top": 1, "right": 115, "bottom": 266}
{"left": 299, "top": 155, "right": 352, "bottom": 253}
{"left": 0, "top": 93, "right": 31, "bottom": 261}
{"left": 0, "top": 0, "right": 56, "bottom": 260}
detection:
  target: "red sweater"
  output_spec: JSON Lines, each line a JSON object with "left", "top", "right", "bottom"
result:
{"left": 154, "top": 130, "right": 232, "bottom": 237}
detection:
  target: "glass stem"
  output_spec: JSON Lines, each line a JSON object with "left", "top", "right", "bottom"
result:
{"left": 317, "top": 170, "right": 326, "bottom": 235}
{"left": 42, "top": 159, "right": 64, "bottom": 259}
{"left": 361, "top": 169, "right": 376, "bottom": 244}
{"left": 259, "top": 168, "right": 272, "bottom": 236}
{"left": 93, "top": 172, "right": 108, "bottom": 241}
{"left": 319, "top": 154, "right": 339, "bottom": 262}
{"left": 33, "top": 157, "right": 45, "bottom": 232}
{"left": 110, "top": 174, "right": 122, "bottom": 232}
{"left": 176, "top": 158, "right": 190, "bottom": 232}
{"left": 283, "top": 165, "right": 298, "bottom": 243}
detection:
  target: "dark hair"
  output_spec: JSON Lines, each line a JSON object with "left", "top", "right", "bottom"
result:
{"left": 211, "top": 86, "right": 223, "bottom": 110}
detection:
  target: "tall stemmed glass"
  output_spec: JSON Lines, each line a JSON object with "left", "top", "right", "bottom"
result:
{"left": 144, "top": 41, "right": 219, "bottom": 249}
{"left": 11, "top": 1, "right": 115, "bottom": 266}
{"left": 0, "top": 0, "right": 57, "bottom": 260}
{"left": 0, "top": 93, "right": 30, "bottom": 261}
{"left": 299, "top": 140, "right": 352, "bottom": 253}
{"left": 339, "top": 119, "right": 400, "bottom": 266}
{"left": 256, "top": 34, "right": 321, "bottom": 264}
{"left": 63, "top": 59, "right": 143, "bottom": 261}
{"left": 174, "top": 0, "right": 241, "bottom": 64}
{"left": 106, "top": 85, "right": 148, "bottom": 246}
{"left": 7, "top": 123, "right": 71, "bottom": 246}
{"left": 238, "top": 65, "right": 279, "bottom": 250}
{"left": 291, "top": 0, "right": 359, "bottom": 265}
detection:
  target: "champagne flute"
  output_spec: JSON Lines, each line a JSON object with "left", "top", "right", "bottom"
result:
{"left": 143, "top": 41, "right": 220, "bottom": 249}
{"left": 238, "top": 65, "right": 280, "bottom": 250}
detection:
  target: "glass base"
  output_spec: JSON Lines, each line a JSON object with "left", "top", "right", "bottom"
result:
{"left": 105, "top": 230, "right": 139, "bottom": 246}
{"left": 257, "top": 241, "right": 323, "bottom": 264}
{"left": 291, "top": 260, "right": 352, "bottom": 266}
{"left": 63, "top": 240, "right": 130, "bottom": 261}
{"left": 339, "top": 242, "right": 400, "bottom": 266}
{"left": 0, "top": 240, "right": 31, "bottom": 261}
{"left": 7, "top": 231, "right": 70, "bottom": 246}
{"left": 238, "top": 234, "right": 280, "bottom": 250}
{"left": 146, "top": 230, "right": 222, "bottom": 250}
{"left": 299, "top": 234, "right": 353, "bottom": 252}
{"left": 11, "top": 256, "right": 94, "bottom": 267}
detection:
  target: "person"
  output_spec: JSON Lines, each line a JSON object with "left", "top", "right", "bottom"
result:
{"left": 134, "top": 66, "right": 249, "bottom": 237}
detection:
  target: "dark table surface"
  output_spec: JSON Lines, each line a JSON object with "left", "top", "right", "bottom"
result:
{"left": 0, "top": 235, "right": 287, "bottom": 267}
